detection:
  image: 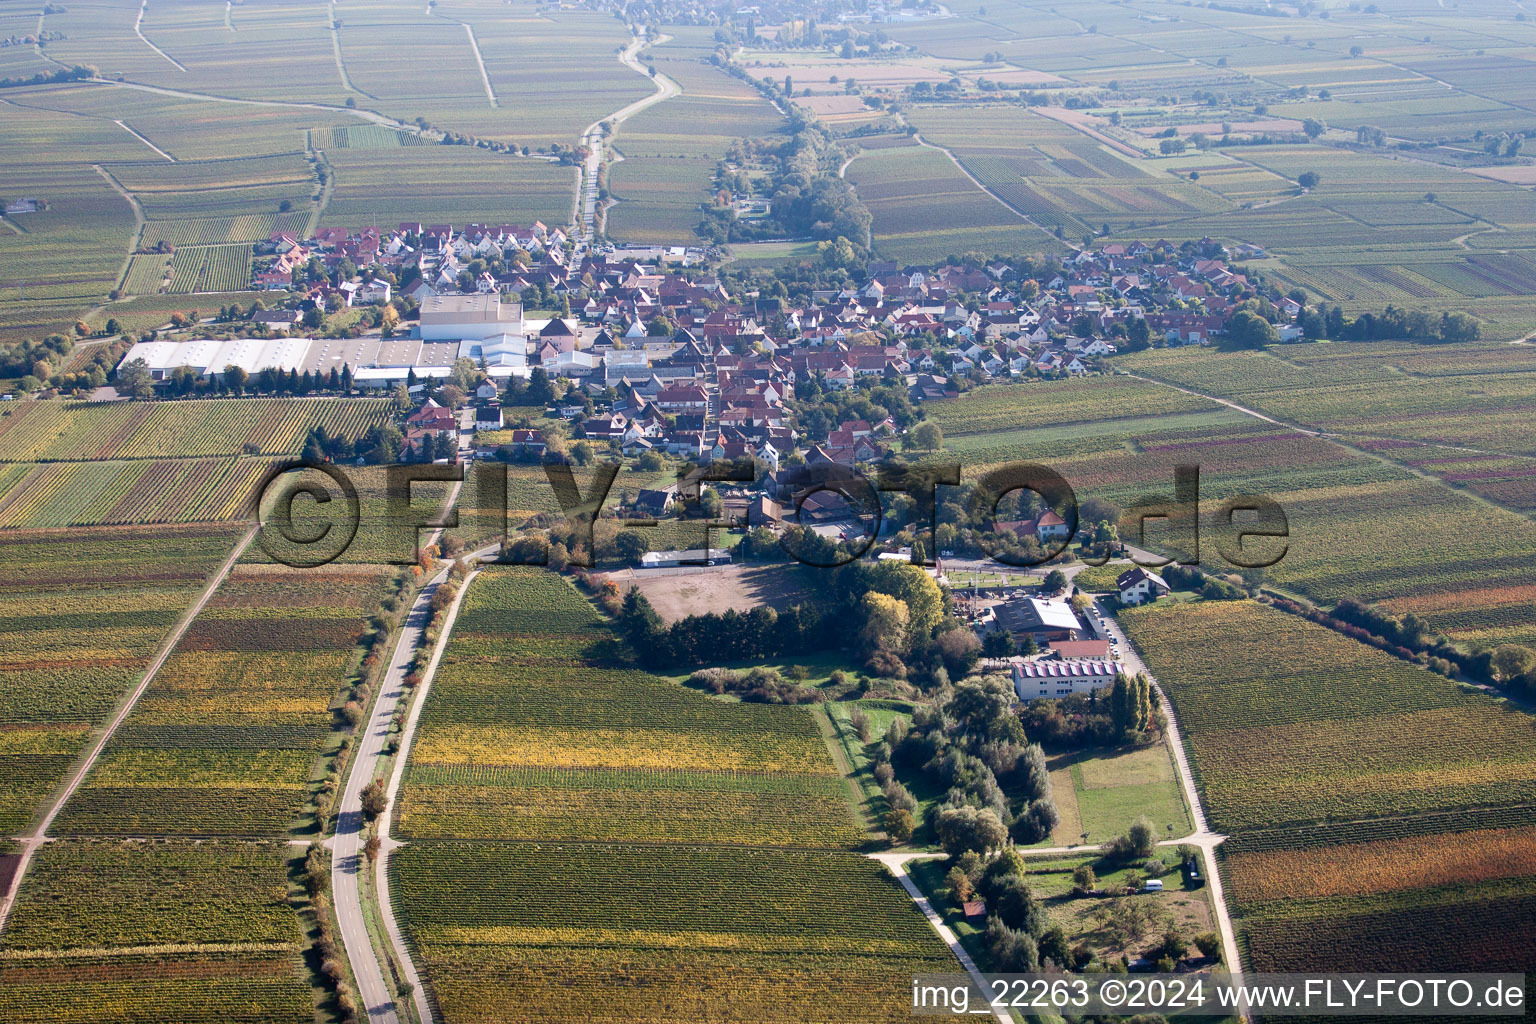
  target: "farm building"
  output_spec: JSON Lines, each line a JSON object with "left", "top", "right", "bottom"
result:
{"left": 639, "top": 548, "right": 732, "bottom": 568}
{"left": 1049, "top": 639, "right": 1112, "bottom": 660}
{"left": 990, "top": 597, "right": 1084, "bottom": 644}
{"left": 117, "top": 336, "right": 462, "bottom": 386}
{"left": 1012, "top": 659, "right": 1119, "bottom": 701}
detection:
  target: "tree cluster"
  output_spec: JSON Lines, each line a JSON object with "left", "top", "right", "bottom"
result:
{"left": 946, "top": 848, "right": 1071, "bottom": 972}
{"left": 1295, "top": 303, "right": 1481, "bottom": 343}
{"left": 685, "top": 665, "right": 824, "bottom": 704}
{"left": 888, "top": 675, "right": 1060, "bottom": 851}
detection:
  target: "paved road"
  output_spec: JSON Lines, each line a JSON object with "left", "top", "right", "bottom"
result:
{"left": 578, "top": 31, "right": 680, "bottom": 240}
{"left": 0, "top": 525, "right": 256, "bottom": 933}
{"left": 326, "top": 565, "right": 446, "bottom": 1024}
{"left": 329, "top": 542, "right": 494, "bottom": 1024}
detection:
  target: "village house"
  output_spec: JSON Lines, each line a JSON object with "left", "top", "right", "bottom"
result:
{"left": 1117, "top": 567, "right": 1172, "bottom": 605}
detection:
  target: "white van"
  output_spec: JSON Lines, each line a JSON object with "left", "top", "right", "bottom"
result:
{"left": 1142, "top": 879, "right": 1164, "bottom": 892}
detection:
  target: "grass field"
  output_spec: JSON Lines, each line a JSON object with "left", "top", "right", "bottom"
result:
{"left": 1049, "top": 743, "right": 1191, "bottom": 847}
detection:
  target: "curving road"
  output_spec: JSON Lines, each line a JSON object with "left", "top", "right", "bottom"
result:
{"left": 577, "top": 31, "right": 681, "bottom": 241}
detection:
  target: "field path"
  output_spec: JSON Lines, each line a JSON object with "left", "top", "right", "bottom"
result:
{"left": 0, "top": 524, "right": 256, "bottom": 935}
{"left": 134, "top": 0, "right": 188, "bottom": 72}
{"left": 85, "top": 78, "right": 419, "bottom": 130}
{"left": 578, "top": 31, "right": 681, "bottom": 240}
{"left": 461, "top": 24, "right": 497, "bottom": 108}
{"left": 1122, "top": 372, "right": 1319, "bottom": 435}
{"left": 868, "top": 851, "right": 1012, "bottom": 1023}
{"left": 307, "top": 149, "right": 334, "bottom": 238}
{"left": 114, "top": 119, "right": 175, "bottom": 161}
{"left": 428, "top": 9, "right": 498, "bottom": 109}
{"left": 328, "top": 2, "right": 373, "bottom": 100}
{"left": 1090, "top": 596, "right": 1247, "bottom": 1017}
{"left": 907, "top": 129, "right": 1066, "bottom": 248}
{"left": 93, "top": 164, "right": 146, "bottom": 293}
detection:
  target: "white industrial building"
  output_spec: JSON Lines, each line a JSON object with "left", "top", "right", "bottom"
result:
{"left": 419, "top": 294, "right": 525, "bottom": 341}
{"left": 118, "top": 337, "right": 310, "bottom": 380}
{"left": 457, "top": 334, "right": 530, "bottom": 377}
{"left": 118, "top": 293, "right": 552, "bottom": 386}
{"left": 639, "top": 548, "right": 733, "bottom": 568}
{"left": 603, "top": 349, "right": 650, "bottom": 384}
{"left": 1012, "top": 659, "right": 1120, "bottom": 701}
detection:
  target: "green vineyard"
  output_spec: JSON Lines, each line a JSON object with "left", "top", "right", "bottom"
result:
{"left": 0, "top": 398, "right": 392, "bottom": 462}
{"left": 167, "top": 245, "right": 252, "bottom": 294}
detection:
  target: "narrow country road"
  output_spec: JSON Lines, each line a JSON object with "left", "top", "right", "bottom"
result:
{"left": 909, "top": 130, "right": 1060, "bottom": 244}
{"left": 577, "top": 30, "right": 681, "bottom": 240}
{"left": 327, "top": 568, "right": 443, "bottom": 1024}
{"left": 868, "top": 851, "right": 1012, "bottom": 1023}
{"left": 134, "top": 0, "right": 187, "bottom": 72}
{"left": 0, "top": 525, "right": 256, "bottom": 934}
{"left": 1122, "top": 371, "right": 1320, "bottom": 436}
{"left": 1091, "top": 597, "right": 1248, "bottom": 1018}
{"left": 328, "top": 537, "right": 493, "bottom": 1024}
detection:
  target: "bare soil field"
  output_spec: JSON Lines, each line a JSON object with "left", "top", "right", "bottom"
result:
{"left": 606, "top": 563, "right": 808, "bottom": 623}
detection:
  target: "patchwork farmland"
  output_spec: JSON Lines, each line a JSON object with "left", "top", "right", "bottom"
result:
{"left": 0, "top": 840, "right": 319, "bottom": 1024}
{"left": 0, "top": 524, "right": 244, "bottom": 837}
{"left": 52, "top": 561, "right": 397, "bottom": 836}
{"left": 930, "top": 371, "right": 1536, "bottom": 649}
{"left": 392, "top": 566, "right": 956, "bottom": 1018}
{"left": 1120, "top": 600, "right": 1536, "bottom": 982}
{"left": 3, "top": 0, "right": 1536, "bottom": 1017}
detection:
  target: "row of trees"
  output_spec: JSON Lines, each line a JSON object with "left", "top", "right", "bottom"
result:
{"left": 616, "top": 588, "right": 833, "bottom": 669}
{"left": 1294, "top": 303, "right": 1481, "bottom": 343}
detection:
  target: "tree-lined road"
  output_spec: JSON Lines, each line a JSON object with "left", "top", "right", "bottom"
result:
{"left": 329, "top": 540, "right": 495, "bottom": 1024}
